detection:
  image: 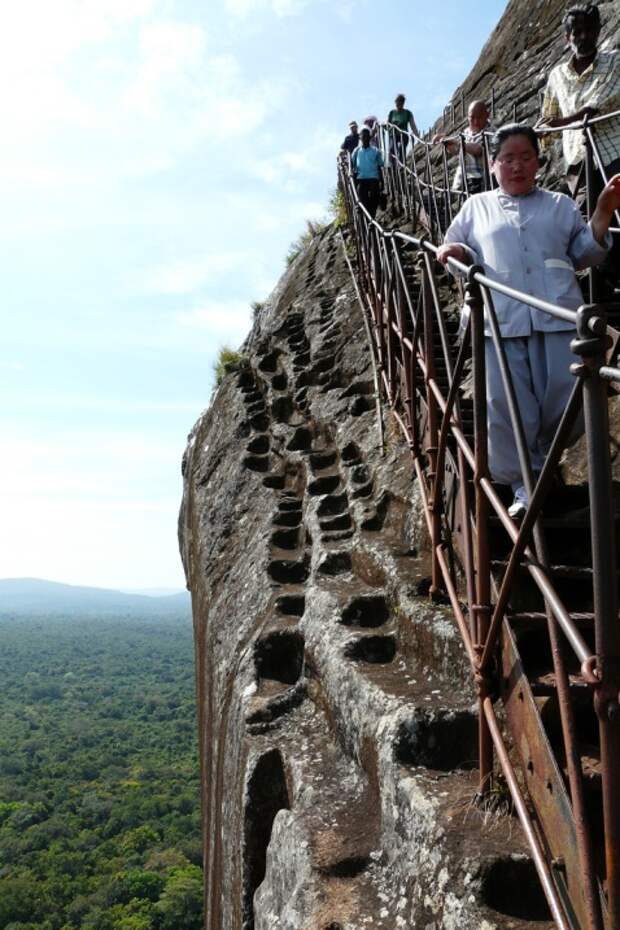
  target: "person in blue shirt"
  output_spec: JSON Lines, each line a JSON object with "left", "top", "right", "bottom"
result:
{"left": 351, "top": 126, "right": 385, "bottom": 218}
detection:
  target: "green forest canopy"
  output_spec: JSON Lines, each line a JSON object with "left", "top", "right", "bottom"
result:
{"left": 0, "top": 611, "right": 202, "bottom": 930}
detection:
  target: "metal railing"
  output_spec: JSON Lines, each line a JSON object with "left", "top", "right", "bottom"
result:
{"left": 339, "top": 108, "right": 620, "bottom": 930}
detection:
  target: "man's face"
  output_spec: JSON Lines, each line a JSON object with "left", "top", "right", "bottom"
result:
{"left": 395, "top": 97, "right": 405, "bottom": 110}
{"left": 492, "top": 134, "right": 539, "bottom": 196}
{"left": 566, "top": 14, "right": 600, "bottom": 58}
{"left": 360, "top": 130, "right": 371, "bottom": 147}
{"left": 350, "top": 123, "right": 358, "bottom": 134}
{"left": 468, "top": 104, "right": 489, "bottom": 133}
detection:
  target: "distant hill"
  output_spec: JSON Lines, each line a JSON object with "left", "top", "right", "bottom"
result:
{"left": 0, "top": 578, "right": 191, "bottom": 617}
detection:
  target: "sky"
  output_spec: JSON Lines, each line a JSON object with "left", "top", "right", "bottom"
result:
{"left": 1, "top": 0, "right": 507, "bottom": 591}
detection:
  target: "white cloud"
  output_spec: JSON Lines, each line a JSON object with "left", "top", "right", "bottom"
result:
{"left": 17, "top": 396, "right": 201, "bottom": 414}
{"left": 136, "top": 251, "right": 253, "bottom": 295}
{"left": 0, "top": 5, "right": 296, "bottom": 187}
{"left": 122, "top": 20, "right": 209, "bottom": 117}
{"left": 174, "top": 299, "right": 253, "bottom": 345}
{"left": 224, "top": 0, "right": 312, "bottom": 17}
{"left": 249, "top": 126, "right": 341, "bottom": 188}
{"left": 224, "top": 0, "right": 361, "bottom": 18}
{"left": 0, "top": 494, "right": 185, "bottom": 588}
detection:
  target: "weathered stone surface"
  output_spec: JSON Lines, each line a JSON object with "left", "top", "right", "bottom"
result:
{"left": 179, "top": 214, "right": 556, "bottom": 929}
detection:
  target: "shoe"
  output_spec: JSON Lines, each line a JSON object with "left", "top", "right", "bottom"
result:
{"left": 508, "top": 499, "right": 527, "bottom": 523}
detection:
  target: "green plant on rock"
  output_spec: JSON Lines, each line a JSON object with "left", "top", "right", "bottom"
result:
{"left": 285, "top": 218, "right": 328, "bottom": 266}
{"left": 214, "top": 346, "right": 248, "bottom": 385}
{"left": 328, "top": 186, "right": 348, "bottom": 228}
{"left": 250, "top": 300, "right": 265, "bottom": 318}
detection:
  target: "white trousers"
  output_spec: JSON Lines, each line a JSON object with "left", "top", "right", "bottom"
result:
{"left": 485, "top": 331, "right": 577, "bottom": 492}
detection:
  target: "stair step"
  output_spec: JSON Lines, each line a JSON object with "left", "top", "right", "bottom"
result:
{"left": 492, "top": 560, "right": 595, "bottom": 581}
{"left": 508, "top": 611, "right": 595, "bottom": 625}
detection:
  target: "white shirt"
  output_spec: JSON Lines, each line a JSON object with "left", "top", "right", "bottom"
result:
{"left": 444, "top": 186, "right": 610, "bottom": 337}
{"left": 542, "top": 50, "right": 620, "bottom": 168}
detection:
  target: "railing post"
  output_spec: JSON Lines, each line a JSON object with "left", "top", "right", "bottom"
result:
{"left": 584, "top": 126, "right": 600, "bottom": 304}
{"left": 382, "top": 240, "right": 397, "bottom": 403}
{"left": 420, "top": 248, "right": 442, "bottom": 595}
{"left": 573, "top": 304, "right": 620, "bottom": 928}
{"left": 467, "top": 268, "right": 493, "bottom": 797}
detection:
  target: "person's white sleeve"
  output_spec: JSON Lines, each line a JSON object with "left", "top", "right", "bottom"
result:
{"left": 443, "top": 204, "right": 481, "bottom": 265}
{"left": 566, "top": 200, "right": 611, "bottom": 270}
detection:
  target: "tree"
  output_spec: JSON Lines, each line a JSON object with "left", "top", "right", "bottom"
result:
{"left": 155, "top": 866, "right": 203, "bottom": 930}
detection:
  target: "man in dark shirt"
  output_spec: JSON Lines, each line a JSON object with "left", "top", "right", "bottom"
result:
{"left": 341, "top": 121, "right": 360, "bottom": 154}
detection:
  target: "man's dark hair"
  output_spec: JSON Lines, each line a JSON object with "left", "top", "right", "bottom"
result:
{"left": 490, "top": 123, "right": 540, "bottom": 160}
{"left": 563, "top": 4, "right": 601, "bottom": 32}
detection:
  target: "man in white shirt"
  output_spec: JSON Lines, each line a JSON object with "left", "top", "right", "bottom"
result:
{"left": 433, "top": 100, "right": 495, "bottom": 196}
{"left": 539, "top": 4, "right": 620, "bottom": 181}
{"left": 538, "top": 3, "right": 620, "bottom": 293}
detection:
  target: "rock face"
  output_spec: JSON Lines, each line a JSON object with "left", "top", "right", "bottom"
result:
{"left": 179, "top": 3, "right": 619, "bottom": 929}
{"left": 180, "top": 224, "right": 552, "bottom": 930}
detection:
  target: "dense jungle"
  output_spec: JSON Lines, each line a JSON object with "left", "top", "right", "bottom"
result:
{"left": 0, "top": 611, "right": 202, "bottom": 930}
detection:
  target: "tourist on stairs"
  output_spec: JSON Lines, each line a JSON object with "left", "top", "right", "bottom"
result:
{"left": 537, "top": 2, "right": 620, "bottom": 294}
{"left": 433, "top": 99, "right": 495, "bottom": 196}
{"left": 436, "top": 123, "right": 620, "bottom": 522}
{"left": 341, "top": 120, "right": 360, "bottom": 155}
{"left": 352, "top": 125, "right": 385, "bottom": 219}
{"left": 387, "top": 94, "right": 419, "bottom": 163}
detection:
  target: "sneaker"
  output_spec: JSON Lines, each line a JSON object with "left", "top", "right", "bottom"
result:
{"left": 508, "top": 499, "right": 528, "bottom": 523}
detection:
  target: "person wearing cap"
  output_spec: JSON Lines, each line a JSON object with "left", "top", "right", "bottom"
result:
{"left": 351, "top": 125, "right": 384, "bottom": 218}
{"left": 362, "top": 115, "right": 379, "bottom": 146}
{"left": 387, "top": 94, "right": 418, "bottom": 162}
{"left": 341, "top": 121, "right": 360, "bottom": 154}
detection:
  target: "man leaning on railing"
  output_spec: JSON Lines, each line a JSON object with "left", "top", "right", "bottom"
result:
{"left": 432, "top": 99, "right": 495, "bottom": 196}
{"left": 436, "top": 123, "right": 620, "bottom": 522}
{"left": 537, "top": 3, "right": 620, "bottom": 291}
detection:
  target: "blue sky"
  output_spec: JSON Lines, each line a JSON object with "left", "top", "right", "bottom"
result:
{"left": 1, "top": 0, "right": 506, "bottom": 590}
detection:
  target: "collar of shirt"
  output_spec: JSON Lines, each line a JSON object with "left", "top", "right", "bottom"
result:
{"left": 497, "top": 185, "right": 539, "bottom": 203}
{"left": 561, "top": 48, "right": 614, "bottom": 84}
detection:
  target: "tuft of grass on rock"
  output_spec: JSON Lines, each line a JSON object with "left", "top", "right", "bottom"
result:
{"left": 328, "top": 187, "right": 348, "bottom": 228}
{"left": 214, "top": 346, "right": 248, "bottom": 385}
{"left": 286, "top": 219, "right": 328, "bottom": 266}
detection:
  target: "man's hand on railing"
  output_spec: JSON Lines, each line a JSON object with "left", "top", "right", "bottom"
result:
{"left": 592, "top": 174, "right": 620, "bottom": 245}
{"left": 535, "top": 106, "right": 599, "bottom": 130}
{"left": 432, "top": 133, "right": 456, "bottom": 152}
{"left": 436, "top": 242, "right": 470, "bottom": 265}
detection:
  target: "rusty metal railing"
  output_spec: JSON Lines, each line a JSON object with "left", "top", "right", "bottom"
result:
{"left": 339, "top": 108, "right": 620, "bottom": 930}
{"left": 378, "top": 107, "right": 620, "bottom": 259}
